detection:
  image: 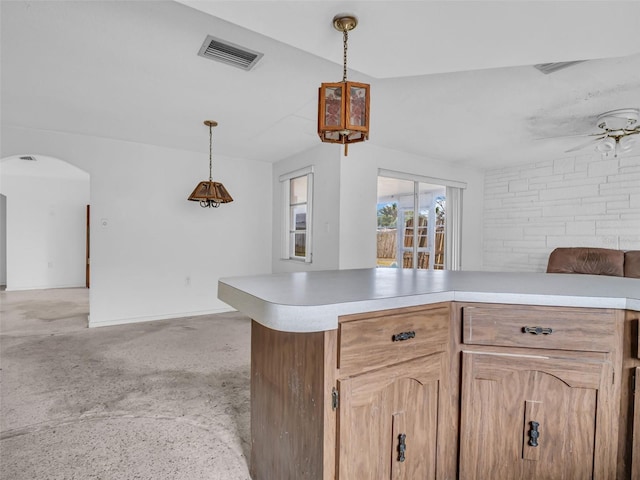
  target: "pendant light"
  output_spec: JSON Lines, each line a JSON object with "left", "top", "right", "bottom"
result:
{"left": 188, "top": 120, "right": 233, "bottom": 208}
{"left": 318, "top": 14, "right": 370, "bottom": 156}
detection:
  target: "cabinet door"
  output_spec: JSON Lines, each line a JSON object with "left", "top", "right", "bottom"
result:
{"left": 459, "top": 351, "right": 614, "bottom": 480}
{"left": 632, "top": 367, "right": 640, "bottom": 478}
{"left": 337, "top": 353, "right": 444, "bottom": 480}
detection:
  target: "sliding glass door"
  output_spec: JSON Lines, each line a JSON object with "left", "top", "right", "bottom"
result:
{"left": 377, "top": 175, "right": 452, "bottom": 270}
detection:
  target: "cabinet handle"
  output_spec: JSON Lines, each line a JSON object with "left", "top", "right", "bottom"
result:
{"left": 522, "top": 326, "right": 553, "bottom": 335}
{"left": 397, "top": 433, "right": 406, "bottom": 462}
{"left": 392, "top": 331, "right": 416, "bottom": 342}
{"left": 528, "top": 421, "right": 540, "bottom": 447}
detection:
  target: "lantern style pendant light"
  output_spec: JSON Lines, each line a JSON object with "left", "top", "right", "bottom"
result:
{"left": 188, "top": 120, "right": 233, "bottom": 208}
{"left": 318, "top": 14, "right": 370, "bottom": 156}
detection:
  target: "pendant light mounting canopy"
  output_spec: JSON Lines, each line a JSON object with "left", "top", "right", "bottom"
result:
{"left": 188, "top": 120, "right": 233, "bottom": 208}
{"left": 333, "top": 15, "right": 358, "bottom": 32}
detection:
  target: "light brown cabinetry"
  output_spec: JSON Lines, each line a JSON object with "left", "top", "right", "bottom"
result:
{"left": 337, "top": 354, "right": 443, "bottom": 479}
{"left": 632, "top": 366, "right": 640, "bottom": 478}
{"left": 249, "top": 302, "right": 640, "bottom": 480}
{"left": 460, "top": 351, "right": 612, "bottom": 478}
{"left": 621, "top": 310, "right": 640, "bottom": 479}
{"left": 250, "top": 303, "right": 451, "bottom": 480}
{"left": 457, "top": 303, "right": 625, "bottom": 479}
{"left": 337, "top": 304, "right": 450, "bottom": 480}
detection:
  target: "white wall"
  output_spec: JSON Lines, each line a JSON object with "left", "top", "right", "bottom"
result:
{"left": 272, "top": 142, "right": 485, "bottom": 272}
{"left": 0, "top": 156, "right": 89, "bottom": 290}
{"left": 340, "top": 143, "right": 486, "bottom": 271}
{"left": 272, "top": 144, "right": 341, "bottom": 273}
{"left": 2, "top": 125, "right": 272, "bottom": 326}
{"left": 483, "top": 152, "right": 640, "bottom": 272}
{"left": 338, "top": 148, "right": 379, "bottom": 269}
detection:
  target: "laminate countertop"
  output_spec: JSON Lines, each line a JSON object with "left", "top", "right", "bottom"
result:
{"left": 218, "top": 269, "right": 640, "bottom": 333}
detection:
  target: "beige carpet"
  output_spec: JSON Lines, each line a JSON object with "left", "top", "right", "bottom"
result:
{"left": 0, "top": 288, "right": 252, "bottom": 479}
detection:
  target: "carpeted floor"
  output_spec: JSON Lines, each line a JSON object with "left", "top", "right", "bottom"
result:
{"left": 0, "top": 288, "right": 252, "bottom": 479}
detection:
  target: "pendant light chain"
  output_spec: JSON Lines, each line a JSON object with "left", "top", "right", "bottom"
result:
{"left": 342, "top": 29, "right": 348, "bottom": 82}
{"left": 208, "top": 123, "right": 213, "bottom": 182}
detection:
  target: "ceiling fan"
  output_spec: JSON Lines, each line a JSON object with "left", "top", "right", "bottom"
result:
{"left": 564, "top": 108, "right": 640, "bottom": 157}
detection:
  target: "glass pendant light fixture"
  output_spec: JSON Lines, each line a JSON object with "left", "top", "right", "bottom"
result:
{"left": 188, "top": 120, "right": 233, "bottom": 208}
{"left": 596, "top": 135, "right": 637, "bottom": 158}
{"left": 596, "top": 136, "right": 616, "bottom": 155}
{"left": 318, "top": 14, "right": 370, "bottom": 156}
{"left": 619, "top": 135, "right": 636, "bottom": 153}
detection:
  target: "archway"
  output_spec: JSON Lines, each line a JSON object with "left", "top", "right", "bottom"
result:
{"left": 0, "top": 155, "right": 90, "bottom": 295}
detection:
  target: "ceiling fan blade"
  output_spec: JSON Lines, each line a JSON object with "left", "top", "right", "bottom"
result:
{"left": 564, "top": 136, "right": 605, "bottom": 153}
{"left": 536, "top": 131, "right": 604, "bottom": 140}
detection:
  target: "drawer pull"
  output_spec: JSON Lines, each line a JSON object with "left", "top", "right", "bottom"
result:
{"left": 397, "top": 433, "right": 407, "bottom": 462}
{"left": 528, "top": 421, "right": 540, "bottom": 447}
{"left": 392, "top": 331, "right": 416, "bottom": 342}
{"left": 522, "top": 326, "right": 553, "bottom": 335}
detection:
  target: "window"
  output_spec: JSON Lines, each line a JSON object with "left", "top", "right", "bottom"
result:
{"left": 377, "top": 170, "right": 464, "bottom": 270}
{"left": 280, "top": 167, "right": 313, "bottom": 262}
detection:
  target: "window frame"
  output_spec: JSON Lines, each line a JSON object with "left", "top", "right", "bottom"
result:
{"left": 280, "top": 166, "right": 314, "bottom": 263}
{"left": 378, "top": 169, "right": 465, "bottom": 270}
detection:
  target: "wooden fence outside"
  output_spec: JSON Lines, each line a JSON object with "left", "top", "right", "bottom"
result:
{"left": 377, "top": 220, "right": 445, "bottom": 269}
{"left": 377, "top": 229, "right": 397, "bottom": 258}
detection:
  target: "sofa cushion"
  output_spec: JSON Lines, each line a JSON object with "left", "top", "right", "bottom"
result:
{"left": 625, "top": 251, "right": 640, "bottom": 279}
{"left": 546, "top": 247, "right": 625, "bottom": 277}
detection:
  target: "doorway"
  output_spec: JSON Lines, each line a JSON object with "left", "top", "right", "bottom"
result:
{"left": 0, "top": 194, "right": 6, "bottom": 289}
{"left": 377, "top": 176, "right": 446, "bottom": 270}
{"left": 0, "top": 155, "right": 90, "bottom": 291}
{"left": 86, "top": 205, "right": 90, "bottom": 288}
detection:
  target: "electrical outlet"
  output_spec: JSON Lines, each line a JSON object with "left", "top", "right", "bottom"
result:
{"left": 48, "top": 262, "right": 54, "bottom": 269}
{"left": 185, "top": 276, "right": 191, "bottom": 286}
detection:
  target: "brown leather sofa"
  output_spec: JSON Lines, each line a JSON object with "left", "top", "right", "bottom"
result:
{"left": 547, "top": 247, "right": 640, "bottom": 278}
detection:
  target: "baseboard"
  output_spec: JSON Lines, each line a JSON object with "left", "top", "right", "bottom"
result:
{"left": 4, "top": 284, "right": 86, "bottom": 292}
{"left": 88, "top": 306, "right": 238, "bottom": 328}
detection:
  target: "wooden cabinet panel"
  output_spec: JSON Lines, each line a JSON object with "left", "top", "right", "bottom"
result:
{"left": 615, "top": 310, "right": 639, "bottom": 478}
{"left": 250, "top": 321, "right": 329, "bottom": 480}
{"left": 632, "top": 367, "right": 640, "bottom": 478}
{"left": 337, "top": 353, "right": 444, "bottom": 480}
{"left": 462, "top": 304, "right": 616, "bottom": 352}
{"left": 459, "top": 350, "right": 615, "bottom": 479}
{"left": 338, "top": 304, "right": 449, "bottom": 376}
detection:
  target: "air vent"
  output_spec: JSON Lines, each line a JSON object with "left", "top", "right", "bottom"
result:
{"left": 198, "top": 35, "right": 263, "bottom": 71}
{"left": 19, "top": 156, "right": 37, "bottom": 161}
{"left": 533, "top": 60, "right": 586, "bottom": 75}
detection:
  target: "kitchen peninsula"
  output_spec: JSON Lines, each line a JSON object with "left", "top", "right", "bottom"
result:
{"left": 218, "top": 269, "right": 640, "bottom": 479}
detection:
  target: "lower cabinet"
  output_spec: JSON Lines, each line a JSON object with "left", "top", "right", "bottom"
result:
{"left": 457, "top": 303, "right": 627, "bottom": 480}
{"left": 337, "top": 353, "right": 444, "bottom": 480}
{"left": 459, "top": 351, "right": 613, "bottom": 479}
{"left": 632, "top": 367, "right": 640, "bottom": 478}
{"left": 249, "top": 303, "right": 639, "bottom": 479}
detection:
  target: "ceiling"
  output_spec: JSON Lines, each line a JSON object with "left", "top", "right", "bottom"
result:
{"left": 2, "top": 1, "right": 640, "bottom": 170}
{"left": 2, "top": 155, "right": 90, "bottom": 179}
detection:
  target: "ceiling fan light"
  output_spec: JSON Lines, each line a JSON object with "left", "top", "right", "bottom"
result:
{"left": 596, "top": 137, "right": 616, "bottom": 153}
{"left": 619, "top": 135, "right": 636, "bottom": 152}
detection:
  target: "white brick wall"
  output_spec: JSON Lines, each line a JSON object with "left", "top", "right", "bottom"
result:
{"left": 482, "top": 152, "right": 640, "bottom": 272}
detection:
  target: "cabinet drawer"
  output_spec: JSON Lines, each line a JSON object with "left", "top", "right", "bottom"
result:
{"left": 338, "top": 304, "right": 449, "bottom": 375}
{"left": 462, "top": 304, "right": 616, "bottom": 352}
